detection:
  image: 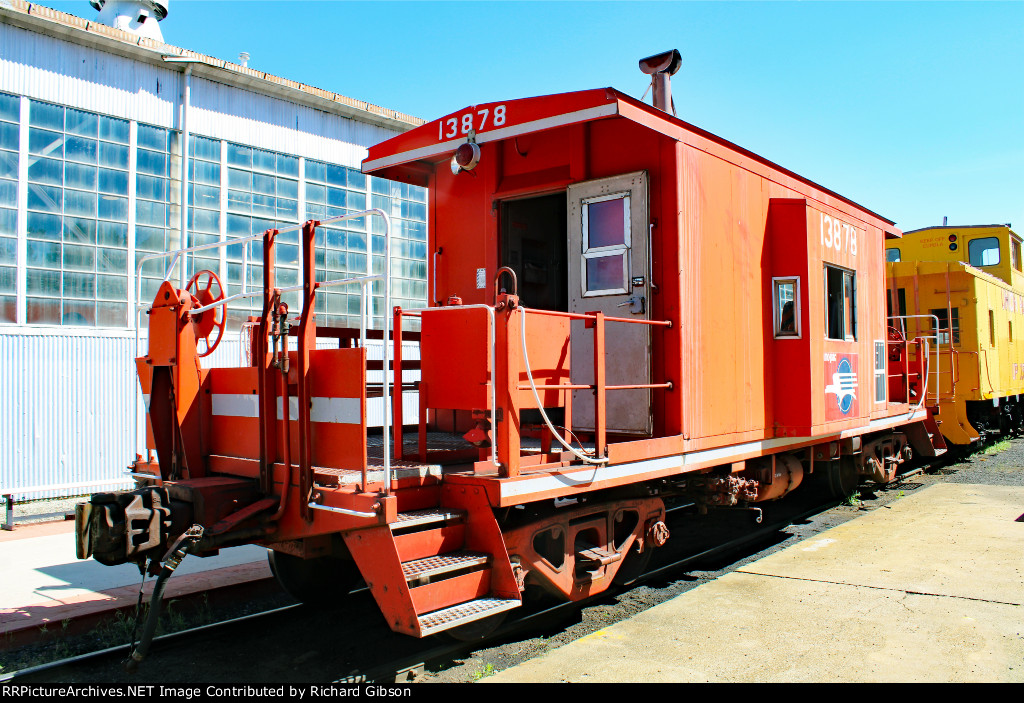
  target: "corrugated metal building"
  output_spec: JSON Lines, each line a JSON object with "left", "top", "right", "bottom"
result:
{"left": 0, "top": 1, "right": 427, "bottom": 499}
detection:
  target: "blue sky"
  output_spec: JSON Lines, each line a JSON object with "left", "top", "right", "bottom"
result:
{"left": 51, "top": 0, "right": 1024, "bottom": 233}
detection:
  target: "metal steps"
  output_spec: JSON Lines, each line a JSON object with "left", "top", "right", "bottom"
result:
{"left": 391, "top": 508, "right": 464, "bottom": 530}
{"left": 344, "top": 505, "right": 520, "bottom": 637}
{"left": 417, "top": 597, "right": 522, "bottom": 637}
{"left": 402, "top": 551, "right": 490, "bottom": 581}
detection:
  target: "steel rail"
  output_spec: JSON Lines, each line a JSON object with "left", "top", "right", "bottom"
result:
{"left": 1, "top": 455, "right": 954, "bottom": 684}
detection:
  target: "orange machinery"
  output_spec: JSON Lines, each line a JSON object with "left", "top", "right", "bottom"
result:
{"left": 76, "top": 52, "right": 945, "bottom": 642}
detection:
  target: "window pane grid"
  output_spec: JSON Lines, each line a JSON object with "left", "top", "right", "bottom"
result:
{"left": 25, "top": 98, "right": 130, "bottom": 326}
{"left": 0, "top": 92, "right": 16, "bottom": 321}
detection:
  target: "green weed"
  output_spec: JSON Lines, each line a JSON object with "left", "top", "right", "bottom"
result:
{"left": 983, "top": 440, "right": 1010, "bottom": 455}
{"left": 471, "top": 663, "right": 496, "bottom": 681}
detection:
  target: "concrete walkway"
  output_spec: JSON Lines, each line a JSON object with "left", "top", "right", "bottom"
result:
{"left": 488, "top": 483, "right": 1024, "bottom": 683}
{"left": 0, "top": 520, "right": 270, "bottom": 638}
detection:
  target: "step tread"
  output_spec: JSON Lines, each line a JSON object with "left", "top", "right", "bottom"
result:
{"left": 402, "top": 551, "right": 490, "bottom": 580}
{"left": 391, "top": 508, "right": 465, "bottom": 530}
{"left": 417, "top": 597, "right": 521, "bottom": 636}
{"left": 576, "top": 545, "right": 621, "bottom": 566}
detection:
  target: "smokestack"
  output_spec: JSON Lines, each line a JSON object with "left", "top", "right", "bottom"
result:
{"left": 943, "top": 216, "right": 948, "bottom": 226}
{"left": 90, "top": 0, "right": 169, "bottom": 42}
{"left": 239, "top": 52, "right": 250, "bottom": 68}
{"left": 639, "top": 49, "right": 682, "bottom": 115}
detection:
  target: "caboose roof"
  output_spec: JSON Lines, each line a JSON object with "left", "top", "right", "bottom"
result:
{"left": 363, "top": 87, "right": 897, "bottom": 232}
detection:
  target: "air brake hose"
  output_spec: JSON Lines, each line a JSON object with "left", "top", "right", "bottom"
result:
{"left": 125, "top": 525, "right": 204, "bottom": 673}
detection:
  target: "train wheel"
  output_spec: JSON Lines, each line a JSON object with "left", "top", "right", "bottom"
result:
{"left": 825, "top": 458, "right": 859, "bottom": 500}
{"left": 268, "top": 551, "right": 360, "bottom": 606}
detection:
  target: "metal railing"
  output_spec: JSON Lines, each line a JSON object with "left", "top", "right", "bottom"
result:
{"left": 393, "top": 305, "right": 497, "bottom": 469}
{"left": 519, "top": 307, "right": 672, "bottom": 463}
{"left": 888, "top": 314, "right": 941, "bottom": 412}
{"left": 133, "top": 209, "right": 395, "bottom": 509}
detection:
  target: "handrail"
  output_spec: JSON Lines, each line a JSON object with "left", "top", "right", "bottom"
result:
{"left": 888, "top": 314, "right": 941, "bottom": 411}
{"left": 519, "top": 307, "right": 607, "bottom": 465}
{"left": 523, "top": 306, "right": 672, "bottom": 327}
{"left": 394, "top": 304, "right": 498, "bottom": 469}
{"left": 133, "top": 209, "right": 395, "bottom": 500}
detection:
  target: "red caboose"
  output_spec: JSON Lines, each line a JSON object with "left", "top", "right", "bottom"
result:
{"left": 78, "top": 52, "right": 943, "bottom": 643}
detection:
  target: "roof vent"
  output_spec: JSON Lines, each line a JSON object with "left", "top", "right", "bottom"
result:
{"left": 90, "top": 0, "right": 169, "bottom": 42}
{"left": 639, "top": 50, "right": 682, "bottom": 115}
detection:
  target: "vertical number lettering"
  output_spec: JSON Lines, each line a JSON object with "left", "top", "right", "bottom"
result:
{"left": 494, "top": 105, "right": 506, "bottom": 126}
{"left": 461, "top": 113, "right": 473, "bottom": 134}
{"left": 445, "top": 117, "right": 458, "bottom": 139}
{"left": 477, "top": 108, "right": 489, "bottom": 130}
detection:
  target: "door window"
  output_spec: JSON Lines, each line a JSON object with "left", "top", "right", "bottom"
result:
{"left": 581, "top": 192, "right": 630, "bottom": 296}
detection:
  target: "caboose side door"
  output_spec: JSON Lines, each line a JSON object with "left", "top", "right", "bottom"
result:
{"left": 567, "top": 171, "right": 651, "bottom": 435}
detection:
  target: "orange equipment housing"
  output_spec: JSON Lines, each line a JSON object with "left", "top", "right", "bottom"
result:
{"left": 76, "top": 61, "right": 946, "bottom": 640}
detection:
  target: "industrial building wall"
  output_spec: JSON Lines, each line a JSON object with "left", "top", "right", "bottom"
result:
{"left": 0, "top": 19, "right": 426, "bottom": 499}
{"left": 0, "top": 22, "right": 396, "bottom": 164}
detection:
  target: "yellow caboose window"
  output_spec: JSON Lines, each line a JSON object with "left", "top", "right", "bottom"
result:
{"left": 969, "top": 238, "right": 1000, "bottom": 267}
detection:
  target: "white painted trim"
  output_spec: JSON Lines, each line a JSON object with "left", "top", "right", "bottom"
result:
{"left": 273, "top": 395, "right": 360, "bottom": 424}
{"left": 211, "top": 393, "right": 259, "bottom": 418}
{"left": 362, "top": 104, "right": 619, "bottom": 173}
{"left": 498, "top": 409, "right": 930, "bottom": 500}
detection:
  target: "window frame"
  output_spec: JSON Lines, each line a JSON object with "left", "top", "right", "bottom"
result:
{"left": 874, "top": 339, "right": 886, "bottom": 404}
{"left": 772, "top": 276, "right": 801, "bottom": 339}
{"left": 824, "top": 264, "right": 857, "bottom": 342}
{"left": 968, "top": 237, "right": 1001, "bottom": 268}
{"left": 885, "top": 247, "right": 901, "bottom": 263}
{"left": 580, "top": 191, "right": 631, "bottom": 297}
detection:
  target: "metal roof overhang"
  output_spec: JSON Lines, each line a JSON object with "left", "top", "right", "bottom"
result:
{"left": 364, "top": 87, "right": 897, "bottom": 232}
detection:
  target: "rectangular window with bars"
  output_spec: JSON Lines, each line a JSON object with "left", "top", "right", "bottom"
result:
{"left": 0, "top": 91, "right": 18, "bottom": 322}
{"left": 25, "top": 100, "right": 130, "bottom": 327}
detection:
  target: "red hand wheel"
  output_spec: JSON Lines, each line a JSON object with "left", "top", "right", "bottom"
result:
{"left": 186, "top": 269, "right": 226, "bottom": 357}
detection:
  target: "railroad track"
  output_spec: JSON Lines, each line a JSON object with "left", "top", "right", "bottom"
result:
{"left": 2, "top": 462, "right": 939, "bottom": 684}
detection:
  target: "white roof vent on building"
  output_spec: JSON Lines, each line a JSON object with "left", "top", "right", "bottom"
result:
{"left": 89, "top": 0, "right": 169, "bottom": 42}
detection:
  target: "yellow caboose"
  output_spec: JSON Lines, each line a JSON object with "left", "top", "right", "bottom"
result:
{"left": 886, "top": 224, "right": 1024, "bottom": 444}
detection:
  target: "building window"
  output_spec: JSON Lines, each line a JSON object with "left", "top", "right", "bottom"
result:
{"left": 874, "top": 340, "right": 886, "bottom": 404}
{"left": 0, "top": 92, "right": 17, "bottom": 323}
{"left": 369, "top": 175, "right": 427, "bottom": 320}
{"left": 1012, "top": 236, "right": 1022, "bottom": 272}
{"left": 581, "top": 192, "right": 630, "bottom": 296}
{"left": 136, "top": 123, "right": 179, "bottom": 306}
{"left": 304, "top": 160, "right": 427, "bottom": 328}
{"left": 989, "top": 310, "right": 995, "bottom": 347}
{"left": 885, "top": 248, "right": 901, "bottom": 263}
{"left": 930, "top": 307, "right": 960, "bottom": 345}
{"left": 25, "top": 100, "right": 130, "bottom": 327}
{"left": 305, "top": 160, "right": 368, "bottom": 328}
{"left": 825, "top": 265, "right": 856, "bottom": 341}
{"left": 224, "top": 142, "right": 300, "bottom": 327}
{"left": 772, "top": 277, "right": 800, "bottom": 338}
{"left": 187, "top": 135, "right": 222, "bottom": 283}
{"left": 969, "top": 237, "right": 1000, "bottom": 267}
